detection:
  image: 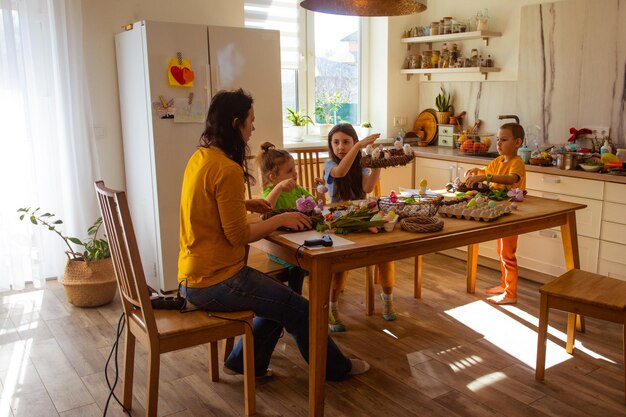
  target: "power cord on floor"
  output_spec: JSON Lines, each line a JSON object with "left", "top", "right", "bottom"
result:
{"left": 102, "top": 313, "right": 131, "bottom": 417}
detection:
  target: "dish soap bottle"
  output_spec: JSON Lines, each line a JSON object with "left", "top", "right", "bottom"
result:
{"left": 600, "top": 139, "right": 612, "bottom": 155}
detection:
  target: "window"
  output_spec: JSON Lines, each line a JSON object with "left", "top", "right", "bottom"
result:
{"left": 311, "top": 13, "right": 360, "bottom": 125}
{"left": 245, "top": 1, "right": 363, "bottom": 130}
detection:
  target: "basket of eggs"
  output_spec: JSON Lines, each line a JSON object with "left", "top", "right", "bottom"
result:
{"left": 456, "top": 133, "right": 493, "bottom": 154}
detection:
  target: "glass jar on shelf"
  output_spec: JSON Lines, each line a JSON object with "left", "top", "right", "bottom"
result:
{"left": 470, "top": 49, "right": 479, "bottom": 67}
{"left": 421, "top": 51, "right": 432, "bottom": 69}
{"left": 431, "top": 50, "right": 440, "bottom": 68}
{"left": 443, "top": 17, "right": 452, "bottom": 34}
{"left": 430, "top": 22, "right": 439, "bottom": 36}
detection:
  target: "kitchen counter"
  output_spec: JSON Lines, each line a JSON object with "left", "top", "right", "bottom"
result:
{"left": 284, "top": 141, "right": 626, "bottom": 184}
{"left": 413, "top": 146, "right": 626, "bottom": 185}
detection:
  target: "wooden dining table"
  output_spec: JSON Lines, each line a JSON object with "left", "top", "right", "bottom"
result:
{"left": 253, "top": 195, "right": 586, "bottom": 417}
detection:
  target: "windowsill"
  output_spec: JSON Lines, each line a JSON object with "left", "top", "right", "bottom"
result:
{"left": 283, "top": 136, "right": 394, "bottom": 150}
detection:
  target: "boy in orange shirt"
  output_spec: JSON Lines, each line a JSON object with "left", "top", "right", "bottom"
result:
{"left": 465, "top": 123, "right": 526, "bottom": 305}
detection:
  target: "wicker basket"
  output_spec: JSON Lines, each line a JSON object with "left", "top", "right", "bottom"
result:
{"left": 62, "top": 258, "right": 117, "bottom": 307}
{"left": 360, "top": 149, "right": 414, "bottom": 169}
{"left": 377, "top": 195, "right": 442, "bottom": 218}
{"left": 400, "top": 216, "right": 444, "bottom": 233}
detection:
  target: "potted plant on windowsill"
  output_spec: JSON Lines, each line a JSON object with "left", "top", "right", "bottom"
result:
{"left": 315, "top": 92, "right": 344, "bottom": 137}
{"left": 435, "top": 86, "right": 453, "bottom": 125}
{"left": 17, "top": 207, "right": 117, "bottom": 307}
{"left": 361, "top": 121, "right": 373, "bottom": 137}
{"left": 285, "top": 107, "right": 314, "bottom": 142}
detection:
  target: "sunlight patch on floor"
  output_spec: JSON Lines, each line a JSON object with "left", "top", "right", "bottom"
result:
{"left": 0, "top": 339, "right": 33, "bottom": 416}
{"left": 2, "top": 289, "right": 44, "bottom": 314}
{"left": 503, "top": 305, "right": 617, "bottom": 364}
{"left": 445, "top": 300, "right": 571, "bottom": 369}
{"left": 466, "top": 371, "right": 507, "bottom": 391}
{"left": 382, "top": 328, "right": 399, "bottom": 339}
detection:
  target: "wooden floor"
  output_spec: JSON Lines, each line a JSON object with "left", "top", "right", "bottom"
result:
{"left": 0, "top": 253, "right": 624, "bottom": 417}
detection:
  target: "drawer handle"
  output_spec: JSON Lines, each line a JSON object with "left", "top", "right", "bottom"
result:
{"left": 542, "top": 193, "right": 560, "bottom": 200}
{"left": 541, "top": 175, "right": 561, "bottom": 184}
{"left": 538, "top": 230, "right": 558, "bottom": 239}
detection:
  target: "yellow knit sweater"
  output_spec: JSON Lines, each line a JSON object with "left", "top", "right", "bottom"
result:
{"left": 178, "top": 147, "right": 250, "bottom": 288}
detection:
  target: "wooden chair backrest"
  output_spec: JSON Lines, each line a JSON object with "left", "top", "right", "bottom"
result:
{"left": 294, "top": 149, "right": 323, "bottom": 195}
{"left": 94, "top": 181, "right": 158, "bottom": 337}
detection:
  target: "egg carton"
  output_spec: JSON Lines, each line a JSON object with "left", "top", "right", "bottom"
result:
{"left": 438, "top": 203, "right": 512, "bottom": 222}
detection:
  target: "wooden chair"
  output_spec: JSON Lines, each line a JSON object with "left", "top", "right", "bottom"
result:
{"left": 293, "top": 148, "right": 323, "bottom": 196}
{"left": 535, "top": 269, "right": 626, "bottom": 404}
{"left": 94, "top": 181, "right": 256, "bottom": 416}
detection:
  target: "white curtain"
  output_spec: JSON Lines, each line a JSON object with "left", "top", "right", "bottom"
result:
{"left": 0, "top": 0, "right": 99, "bottom": 290}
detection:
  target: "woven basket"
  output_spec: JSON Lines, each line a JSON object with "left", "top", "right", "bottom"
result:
{"left": 378, "top": 195, "right": 442, "bottom": 218}
{"left": 360, "top": 149, "right": 414, "bottom": 169}
{"left": 400, "top": 216, "right": 444, "bottom": 233}
{"left": 62, "top": 258, "right": 117, "bottom": 307}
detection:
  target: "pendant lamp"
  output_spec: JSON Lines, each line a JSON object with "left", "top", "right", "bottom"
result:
{"left": 299, "top": 0, "right": 427, "bottom": 16}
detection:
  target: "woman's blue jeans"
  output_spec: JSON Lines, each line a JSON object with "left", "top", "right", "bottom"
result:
{"left": 181, "top": 266, "right": 352, "bottom": 381}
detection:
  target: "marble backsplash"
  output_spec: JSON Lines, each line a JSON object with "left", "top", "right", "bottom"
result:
{"left": 418, "top": 0, "right": 626, "bottom": 148}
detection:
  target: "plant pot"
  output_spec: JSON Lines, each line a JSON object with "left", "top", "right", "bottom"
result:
{"left": 290, "top": 125, "right": 306, "bottom": 142}
{"left": 318, "top": 124, "right": 333, "bottom": 137}
{"left": 435, "top": 111, "right": 450, "bottom": 124}
{"left": 62, "top": 258, "right": 117, "bottom": 307}
{"left": 360, "top": 127, "right": 372, "bottom": 138}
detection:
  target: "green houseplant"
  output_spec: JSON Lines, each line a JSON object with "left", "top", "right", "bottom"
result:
{"left": 435, "top": 86, "right": 452, "bottom": 124}
{"left": 315, "top": 92, "right": 343, "bottom": 136}
{"left": 17, "top": 207, "right": 117, "bottom": 307}
{"left": 285, "top": 107, "right": 314, "bottom": 141}
{"left": 361, "top": 121, "right": 373, "bottom": 137}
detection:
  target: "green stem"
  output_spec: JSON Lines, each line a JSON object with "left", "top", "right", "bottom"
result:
{"left": 37, "top": 216, "right": 80, "bottom": 259}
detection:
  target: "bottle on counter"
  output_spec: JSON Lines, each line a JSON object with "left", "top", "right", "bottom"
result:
{"left": 600, "top": 140, "right": 612, "bottom": 155}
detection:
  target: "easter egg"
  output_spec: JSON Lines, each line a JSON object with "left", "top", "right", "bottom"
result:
{"left": 487, "top": 200, "right": 497, "bottom": 208}
{"left": 317, "top": 184, "right": 328, "bottom": 194}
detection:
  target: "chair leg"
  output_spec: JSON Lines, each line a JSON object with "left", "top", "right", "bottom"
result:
{"left": 365, "top": 266, "right": 375, "bottom": 316}
{"left": 209, "top": 342, "right": 219, "bottom": 381}
{"left": 466, "top": 244, "right": 479, "bottom": 293}
{"left": 222, "top": 337, "right": 235, "bottom": 361}
{"left": 243, "top": 320, "right": 256, "bottom": 416}
{"left": 566, "top": 312, "right": 576, "bottom": 354}
{"left": 122, "top": 328, "right": 136, "bottom": 410}
{"left": 146, "top": 349, "right": 160, "bottom": 417}
{"left": 623, "top": 315, "right": 625, "bottom": 405}
{"left": 535, "top": 293, "right": 549, "bottom": 380}
{"left": 414, "top": 256, "right": 422, "bottom": 299}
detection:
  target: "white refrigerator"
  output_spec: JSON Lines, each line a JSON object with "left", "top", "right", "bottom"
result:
{"left": 115, "top": 20, "right": 283, "bottom": 291}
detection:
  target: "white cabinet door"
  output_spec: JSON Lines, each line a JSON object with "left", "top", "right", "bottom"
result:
{"left": 378, "top": 162, "right": 414, "bottom": 196}
{"left": 598, "top": 241, "right": 626, "bottom": 281}
{"left": 517, "top": 230, "right": 599, "bottom": 275}
{"left": 527, "top": 190, "right": 602, "bottom": 239}
{"left": 415, "top": 158, "right": 456, "bottom": 189}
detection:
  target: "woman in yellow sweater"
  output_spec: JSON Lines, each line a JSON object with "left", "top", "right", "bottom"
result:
{"left": 178, "top": 89, "right": 369, "bottom": 379}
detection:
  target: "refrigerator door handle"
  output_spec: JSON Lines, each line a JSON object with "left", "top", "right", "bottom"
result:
{"left": 205, "top": 64, "right": 212, "bottom": 99}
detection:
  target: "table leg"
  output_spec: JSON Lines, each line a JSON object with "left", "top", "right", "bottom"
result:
{"left": 535, "top": 293, "right": 549, "bottom": 380}
{"left": 365, "top": 266, "right": 374, "bottom": 316}
{"left": 308, "top": 260, "right": 333, "bottom": 417}
{"left": 414, "top": 256, "right": 422, "bottom": 299}
{"left": 561, "top": 211, "right": 585, "bottom": 332}
{"left": 467, "top": 244, "right": 479, "bottom": 293}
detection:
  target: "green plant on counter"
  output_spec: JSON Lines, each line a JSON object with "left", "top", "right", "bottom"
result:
{"left": 17, "top": 207, "right": 110, "bottom": 261}
{"left": 361, "top": 121, "right": 372, "bottom": 128}
{"left": 435, "top": 86, "right": 451, "bottom": 112}
{"left": 285, "top": 107, "right": 314, "bottom": 126}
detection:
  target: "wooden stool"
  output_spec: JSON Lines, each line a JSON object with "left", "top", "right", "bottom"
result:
{"left": 535, "top": 269, "right": 626, "bottom": 404}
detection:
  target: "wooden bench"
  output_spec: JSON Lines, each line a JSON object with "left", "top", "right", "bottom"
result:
{"left": 535, "top": 269, "right": 626, "bottom": 404}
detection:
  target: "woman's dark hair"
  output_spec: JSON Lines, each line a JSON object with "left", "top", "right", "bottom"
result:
{"left": 327, "top": 123, "right": 365, "bottom": 201}
{"left": 257, "top": 142, "right": 293, "bottom": 188}
{"left": 199, "top": 88, "right": 255, "bottom": 185}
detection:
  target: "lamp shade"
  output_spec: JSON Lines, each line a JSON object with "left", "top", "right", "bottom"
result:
{"left": 300, "top": 0, "right": 427, "bottom": 16}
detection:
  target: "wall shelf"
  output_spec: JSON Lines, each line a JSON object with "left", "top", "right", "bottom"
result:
{"left": 401, "top": 67, "right": 500, "bottom": 81}
{"left": 401, "top": 30, "right": 502, "bottom": 49}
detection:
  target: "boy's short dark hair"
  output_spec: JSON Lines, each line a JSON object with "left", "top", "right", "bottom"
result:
{"left": 500, "top": 123, "right": 525, "bottom": 142}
